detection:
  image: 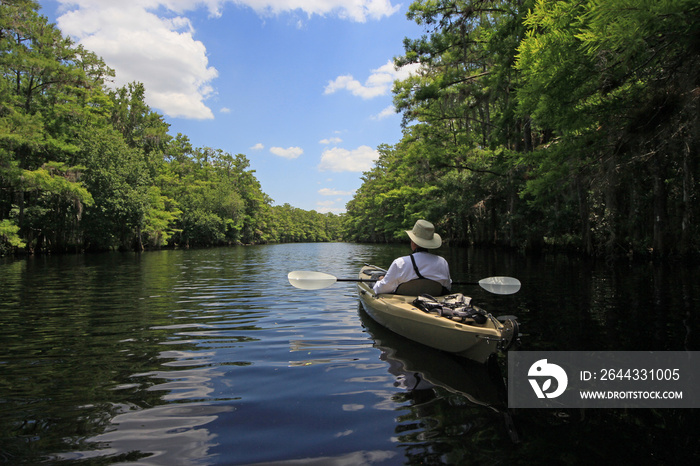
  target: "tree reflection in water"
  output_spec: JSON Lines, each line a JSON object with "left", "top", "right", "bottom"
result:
{"left": 359, "top": 305, "right": 519, "bottom": 465}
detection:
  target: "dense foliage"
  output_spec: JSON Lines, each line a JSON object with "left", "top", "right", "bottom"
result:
{"left": 344, "top": 0, "right": 700, "bottom": 258}
{"left": 0, "top": 0, "right": 341, "bottom": 254}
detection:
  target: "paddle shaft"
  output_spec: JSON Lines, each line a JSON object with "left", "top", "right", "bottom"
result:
{"left": 338, "top": 278, "right": 479, "bottom": 286}
{"left": 366, "top": 278, "right": 518, "bottom": 295}
{"left": 288, "top": 270, "right": 520, "bottom": 294}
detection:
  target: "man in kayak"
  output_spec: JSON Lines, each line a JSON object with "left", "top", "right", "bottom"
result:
{"left": 373, "top": 220, "right": 452, "bottom": 295}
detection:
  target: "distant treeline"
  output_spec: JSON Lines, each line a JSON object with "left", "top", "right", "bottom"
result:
{"left": 344, "top": 0, "right": 700, "bottom": 259}
{"left": 0, "top": 1, "right": 341, "bottom": 255}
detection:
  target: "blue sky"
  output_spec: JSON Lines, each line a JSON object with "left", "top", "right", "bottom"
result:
{"left": 37, "top": 0, "right": 424, "bottom": 213}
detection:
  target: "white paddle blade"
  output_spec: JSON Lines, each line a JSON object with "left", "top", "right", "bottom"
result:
{"left": 478, "top": 276, "right": 521, "bottom": 295}
{"left": 287, "top": 271, "right": 338, "bottom": 290}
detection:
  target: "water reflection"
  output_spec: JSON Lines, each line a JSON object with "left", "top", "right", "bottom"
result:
{"left": 358, "top": 305, "right": 521, "bottom": 464}
{"left": 242, "top": 449, "right": 399, "bottom": 465}
{"left": 288, "top": 337, "right": 372, "bottom": 367}
{"left": 359, "top": 305, "right": 507, "bottom": 410}
{"left": 1, "top": 245, "right": 699, "bottom": 464}
{"left": 56, "top": 403, "right": 234, "bottom": 464}
{"left": 0, "top": 248, "right": 276, "bottom": 463}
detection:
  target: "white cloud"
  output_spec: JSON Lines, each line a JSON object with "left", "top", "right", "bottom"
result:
{"left": 371, "top": 105, "right": 396, "bottom": 120}
{"left": 319, "top": 145, "right": 378, "bottom": 172}
{"left": 324, "top": 60, "right": 421, "bottom": 99}
{"left": 251, "top": 143, "right": 265, "bottom": 150}
{"left": 319, "top": 188, "right": 354, "bottom": 196}
{"left": 270, "top": 146, "right": 304, "bottom": 159}
{"left": 53, "top": 0, "right": 400, "bottom": 120}
{"left": 220, "top": 107, "right": 231, "bottom": 113}
{"left": 324, "top": 74, "right": 386, "bottom": 99}
{"left": 315, "top": 201, "right": 346, "bottom": 214}
{"left": 319, "top": 137, "right": 343, "bottom": 145}
{"left": 56, "top": 1, "right": 218, "bottom": 119}
{"left": 241, "top": 0, "right": 400, "bottom": 22}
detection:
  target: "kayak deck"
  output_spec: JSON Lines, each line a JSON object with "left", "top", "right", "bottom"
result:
{"left": 357, "top": 266, "right": 518, "bottom": 363}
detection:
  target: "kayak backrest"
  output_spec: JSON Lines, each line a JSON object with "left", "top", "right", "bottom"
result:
{"left": 394, "top": 279, "right": 447, "bottom": 296}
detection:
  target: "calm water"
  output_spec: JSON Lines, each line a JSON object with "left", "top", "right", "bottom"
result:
{"left": 1, "top": 243, "right": 699, "bottom": 465}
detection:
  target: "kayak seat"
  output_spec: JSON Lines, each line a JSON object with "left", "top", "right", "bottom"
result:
{"left": 394, "top": 279, "right": 449, "bottom": 296}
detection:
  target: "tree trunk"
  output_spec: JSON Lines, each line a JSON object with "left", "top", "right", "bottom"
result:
{"left": 576, "top": 176, "right": 592, "bottom": 255}
{"left": 652, "top": 155, "right": 669, "bottom": 257}
{"left": 522, "top": 116, "right": 533, "bottom": 152}
{"left": 603, "top": 158, "right": 618, "bottom": 258}
{"left": 680, "top": 146, "right": 693, "bottom": 254}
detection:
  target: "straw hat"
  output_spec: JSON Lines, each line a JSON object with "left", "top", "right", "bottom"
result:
{"left": 406, "top": 220, "right": 442, "bottom": 249}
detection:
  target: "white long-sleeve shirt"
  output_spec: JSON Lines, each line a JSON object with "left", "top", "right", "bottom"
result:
{"left": 372, "top": 251, "right": 451, "bottom": 294}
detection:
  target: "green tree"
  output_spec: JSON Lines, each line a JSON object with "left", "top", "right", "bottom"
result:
{"left": 368, "top": 0, "right": 535, "bottom": 247}
{"left": 516, "top": 0, "right": 700, "bottom": 256}
{"left": 107, "top": 83, "right": 178, "bottom": 249}
{"left": 76, "top": 123, "right": 150, "bottom": 251}
{"left": 0, "top": 0, "right": 113, "bottom": 252}
{"left": 346, "top": 0, "right": 700, "bottom": 258}
{"left": 0, "top": 218, "right": 24, "bottom": 254}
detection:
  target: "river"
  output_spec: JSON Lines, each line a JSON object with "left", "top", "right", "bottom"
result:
{"left": 1, "top": 243, "right": 698, "bottom": 464}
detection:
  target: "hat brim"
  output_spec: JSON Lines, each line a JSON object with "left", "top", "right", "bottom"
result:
{"left": 406, "top": 230, "right": 442, "bottom": 249}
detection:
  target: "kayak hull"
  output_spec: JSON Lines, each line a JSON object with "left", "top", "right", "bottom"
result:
{"left": 357, "top": 266, "right": 517, "bottom": 364}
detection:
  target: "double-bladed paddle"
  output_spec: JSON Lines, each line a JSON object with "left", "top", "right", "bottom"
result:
{"left": 287, "top": 271, "right": 521, "bottom": 295}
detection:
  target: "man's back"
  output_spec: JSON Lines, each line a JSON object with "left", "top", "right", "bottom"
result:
{"left": 373, "top": 251, "right": 451, "bottom": 294}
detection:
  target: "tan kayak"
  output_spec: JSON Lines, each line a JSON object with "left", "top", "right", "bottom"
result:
{"left": 356, "top": 265, "right": 519, "bottom": 364}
